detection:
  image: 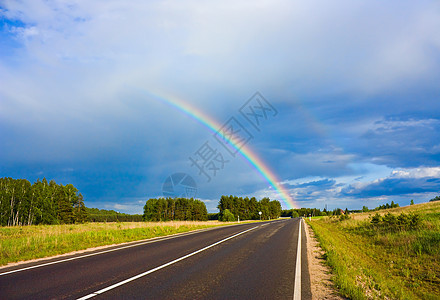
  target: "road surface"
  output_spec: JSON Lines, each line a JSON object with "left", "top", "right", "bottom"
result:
{"left": 0, "top": 218, "right": 311, "bottom": 299}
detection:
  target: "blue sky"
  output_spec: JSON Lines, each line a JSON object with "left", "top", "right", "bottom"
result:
{"left": 1, "top": 0, "right": 440, "bottom": 213}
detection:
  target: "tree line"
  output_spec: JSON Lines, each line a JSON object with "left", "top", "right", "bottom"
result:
{"left": 282, "top": 208, "right": 327, "bottom": 218}
{"left": 281, "top": 201, "right": 405, "bottom": 219}
{"left": 0, "top": 177, "right": 87, "bottom": 226}
{"left": 430, "top": 196, "right": 440, "bottom": 202}
{"left": 217, "top": 195, "right": 282, "bottom": 221}
{"left": 143, "top": 198, "right": 208, "bottom": 221}
{"left": 87, "top": 208, "right": 143, "bottom": 222}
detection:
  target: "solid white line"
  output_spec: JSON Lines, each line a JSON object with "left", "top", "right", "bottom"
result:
{"left": 293, "top": 219, "right": 302, "bottom": 300}
{"left": 0, "top": 227, "right": 218, "bottom": 277}
{"left": 77, "top": 226, "right": 258, "bottom": 300}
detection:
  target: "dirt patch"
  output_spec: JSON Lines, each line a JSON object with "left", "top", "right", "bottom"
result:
{"left": 305, "top": 221, "right": 345, "bottom": 300}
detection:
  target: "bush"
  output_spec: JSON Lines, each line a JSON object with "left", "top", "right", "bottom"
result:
{"left": 370, "top": 212, "right": 420, "bottom": 231}
{"left": 220, "top": 209, "right": 235, "bottom": 222}
{"left": 339, "top": 214, "right": 350, "bottom": 221}
{"left": 371, "top": 213, "right": 382, "bottom": 225}
{"left": 383, "top": 212, "right": 397, "bottom": 227}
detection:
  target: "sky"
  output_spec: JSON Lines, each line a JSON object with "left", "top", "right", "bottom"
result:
{"left": 1, "top": 0, "right": 440, "bottom": 214}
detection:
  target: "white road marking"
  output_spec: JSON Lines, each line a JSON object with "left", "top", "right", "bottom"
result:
{"left": 77, "top": 226, "right": 258, "bottom": 300}
{"left": 0, "top": 227, "right": 220, "bottom": 276}
{"left": 293, "top": 218, "right": 302, "bottom": 300}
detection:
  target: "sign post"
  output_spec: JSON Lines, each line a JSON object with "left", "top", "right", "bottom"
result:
{"left": 259, "top": 211, "right": 262, "bottom": 221}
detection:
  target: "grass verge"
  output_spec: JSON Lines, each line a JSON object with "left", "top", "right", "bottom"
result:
{"left": 307, "top": 201, "right": 440, "bottom": 300}
{"left": 0, "top": 221, "right": 241, "bottom": 267}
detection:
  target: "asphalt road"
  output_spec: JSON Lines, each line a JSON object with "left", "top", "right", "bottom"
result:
{"left": 0, "top": 218, "right": 311, "bottom": 299}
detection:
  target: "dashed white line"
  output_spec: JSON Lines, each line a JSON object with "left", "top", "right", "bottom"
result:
{"left": 77, "top": 226, "right": 258, "bottom": 300}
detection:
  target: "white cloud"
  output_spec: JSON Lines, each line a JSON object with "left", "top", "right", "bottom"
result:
{"left": 390, "top": 167, "right": 440, "bottom": 179}
{"left": 372, "top": 118, "right": 440, "bottom": 132}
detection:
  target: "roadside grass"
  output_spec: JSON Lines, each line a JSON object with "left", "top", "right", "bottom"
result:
{"left": 307, "top": 201, "right": 440, "bottom": 300}
{"left": 0, "top": 221, "right": 242, "bottom": 267}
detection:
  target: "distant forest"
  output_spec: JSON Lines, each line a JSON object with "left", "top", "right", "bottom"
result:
{"left": 87, "top": 208, "right": 143, "bottom": 222}
{"left": 143, "top": 198, "right": 208, "bottom": 221}
{"left": 0, "top": 177, "right": 87, "bottom": 226}
{"left": 217, "top": 195, "right": 282, "bottom": 221}
{"left": 430, "top": 196, "right": 440, "bottom": 202}
{"left": 281, "top": 201, "right": 402, "bottom": 218}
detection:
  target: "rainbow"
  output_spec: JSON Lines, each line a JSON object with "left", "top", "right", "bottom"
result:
{"left": 142, "top": 90, "right": 296, "bottom": 209}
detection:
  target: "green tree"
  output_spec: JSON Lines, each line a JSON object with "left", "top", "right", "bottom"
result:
{"left": 410, "top": 199, "right": 414, "bottom": 205}
{"left": 174, "top": 198, "right": 186, "bottom": 220}
{"left": 192, "top": 199, "right": 208, "bottom": 221}
{"left": 220, "top": 209, "right": 235, "bottom": 222}
{"left": 143, "top": 198, "right": 158, "bottom": 221}
{"left": 0, "top": 177, "right": 87, "bottom": 226}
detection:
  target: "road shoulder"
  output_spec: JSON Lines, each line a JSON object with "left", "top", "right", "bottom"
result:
{"left": 304, "top": 221, "right": 345, "bottom": 300}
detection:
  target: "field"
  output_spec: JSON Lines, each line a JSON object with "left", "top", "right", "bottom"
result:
{"left": 0, "top": 221, "right": 240, "bottom": 267}
{"left": 307, "top": 201, "right": 440, "bottom": 300}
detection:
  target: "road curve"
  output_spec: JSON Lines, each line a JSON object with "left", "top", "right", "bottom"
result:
{"left": 0, "top": 218, "right": 311, "bottom": 299}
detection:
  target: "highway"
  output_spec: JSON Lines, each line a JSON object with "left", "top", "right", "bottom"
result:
{"left": 0, "top": 218, "right": 311, "bottom": 299}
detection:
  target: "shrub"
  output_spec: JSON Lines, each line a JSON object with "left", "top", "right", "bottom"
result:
{"left": 339, "top": 214, "right": 350, "bottom": 221}
{"left": 371, "top": 213, "right": 382, "bottom": 225}
{"left": 382, "top": 212, "right": 397, "bottom": 227}
{"left": 370, "top": 212, "right": 420, "bottom": 231}
{"left": 220, "top": 209, "right": 235, "bottom": 222}
{"left": 408, "top": 213, "right": 420, "bottom": 229}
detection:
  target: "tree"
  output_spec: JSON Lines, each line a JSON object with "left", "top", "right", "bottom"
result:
{"left": 143, "top": 197, "right": 208, "bottom": 222}
{"left": 0, "top": 177, "right": 87, "bottom": 226}
{"left": 362, "top": 206, "right": 369, "bottom": 212}
{"left": 143, "top": 198, "right": 158, "bottom": 221}
{"left": 193, "top": 199, "right": 208, "bottom": 221}
{"left": 220, "top": 209, "right": 235, "bottom": 222}
{"left": 410, "top": 199, "right": 414, "bottom": 205}
{"left": 174, "top": 198, "right": 186, "bottom": 220}
{"left": 269, "top": 200, "right": 282, "bottom": 219}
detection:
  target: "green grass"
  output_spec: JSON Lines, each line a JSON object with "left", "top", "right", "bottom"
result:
{"left": 0, "top": 221, "right": 237, "bottom": 266}
{"left": 307, "top": 201, "right": 440, "bottom": 300}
